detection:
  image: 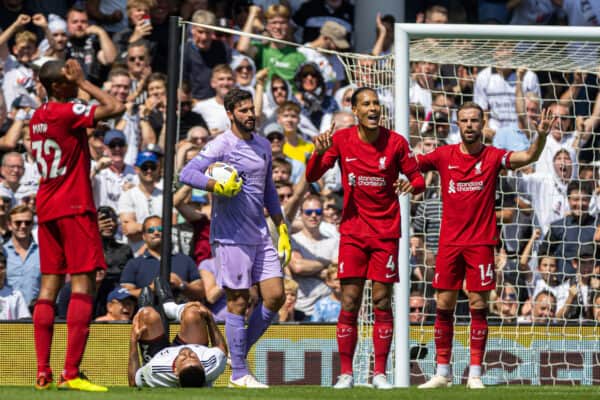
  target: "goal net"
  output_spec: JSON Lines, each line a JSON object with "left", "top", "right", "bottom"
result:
{"left": 174, "top": 19, "right": 600, "bottom": 387}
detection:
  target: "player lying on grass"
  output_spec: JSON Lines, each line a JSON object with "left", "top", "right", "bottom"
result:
{"left": 128, "top": 284, "right": 228, "bottom": 388}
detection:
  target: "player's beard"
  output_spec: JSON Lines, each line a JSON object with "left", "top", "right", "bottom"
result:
{"left": 233, "top": 115, "right": 255, "bottom": 134}
{"left": 460, "top": 129, "right": 481, "bottom": 144}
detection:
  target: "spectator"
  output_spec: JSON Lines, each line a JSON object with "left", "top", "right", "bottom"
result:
{"left": 510, "top": 0, "right": 558, "bottom": 25}
{"left": 3, "top": 204, "right": 40, "bottom": 307}
{"left": 539, "top": 180, "right": 598, "bottom": 275}
{"left": 113, "top": 0, "right": 156, "bottom": 62}
{"left": 517, "top": 148, "right": 574, "bottom": 234}
{"left": 120, "top": 216, "right": 204, "bottom": 302}
{"left": 97, "top": 205, "right": 133, "bottom": 288}
{"left": 138, "top": 72, "right": 166, "bottom": 147}
{"left": 278, "top": 277, "right": 302, "bottom": 322}
{"left": 321, "top": 194, "right": 342, "bottom": 237}
{"left": 38, "top": 14, "right": 68, "bottom": 58}
{"left": 266, "top": 127, "right": 305, "bottom": 184}
{"left": 118, "top": 150, "right": 163, "bottom": 254}
{"left": 183, "top": 10, "right": 232, "bottom": 101}
{"left": 95, "top": 287, "right": 136, "bottom": 321}
{"left": 410, "top": 61, "right": 438, "bottom": 114}
{"left": 553, "top": 0, "right": 600, "bottom": 26}
{"left": 593, "top": 292, "right": 600, "bottom": 322}
{"left": 555, "top": 244, "right": 598, "bottom": 320}
{"left": 298, "top": 21, "right": 349, "bottom": 93}
{"left": 293, "top": 0, "right": 353, "bottom": 44}
{"left": 311, "top": 264, "right": 341, "bottom": 322}
{"left": 519, "top": 290, "right": 556, "bottom": 324}
{"left": 177, "top": 82, "right": 209, "bottom": 141}
{"left": 0, "top": 251, "right": 30, "bottom": 320}
{"left": 56, "top": 268, "right": 114, "bottom": 319}
{"left": 489, "top": 284, "right": 519, "bottom": 323}
{"left": 230, "top": 53, "right": 257, "bottom": 95}
{"left": 126, "top": 40, "right": 152, "bottom": 105}
{"left": 535, "top": 102, "right": 577, "bottom": 176}
{"left": 92, "top": 129, "right": 138, "bottom": 211}
{"left": 474, "top": 57, "right": 540, "bottom": 133}
{"left": 0, "top": 151, "right": 26, "bottom": 203}
{"left": 372, "top": 13, "right": 395, "bottom": 56}
{"left": 191, "top": 64, "right": 234, "bottom": 135}
{"left": 1, "top": 25, "right": 37, "bottom": 109}
{"left": 198, "top": 257, "right": 226, "bottom": 322}
{"left": 256, "top": 73, "right": 292, "bottom": 122}
{"left": 277, "top": 101, "right": 315, "bottom": 164}
{"left": 272, "top": 156, "right": 293, "bottom": 184}
{"left": 294, "top": 62, "right": 338, "bottom": 129}
{"left": 85, "top": 0, "right": 127, "bottom": 34}
{"left": 409, "top": 291, "right": 427, "bottom": 323}
{"left": 173, "top": 184, "right": 211, "bottom": 265}
{"left": 0, "top": 187, "right": 13, "bottom": 242}
{"left": 65, "top": 6, "right": 117, "bottom": 85}
{"left": 237, "top": 4, "right": 306, "bottom": 83}
{"left": 289, "top": 195, "right": 339, "bottom": 318}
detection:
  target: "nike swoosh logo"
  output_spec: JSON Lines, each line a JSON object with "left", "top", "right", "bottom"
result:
{"left": 448, "top": 165, "right": 459, "bottom": 169}
{"left": 385, "top": 273, "right": 397, "bottom": 278}
{"left": 345, "top": 157, "right": 357, "bottom": 162}
{"left": 338, "top": 334, "right": 352, "bottom": 338}
{"left": 481, "top": 280, "right": 493, "bottom": 286}
{"left": 380, "top": 334, "right": 393, "bottom": 339}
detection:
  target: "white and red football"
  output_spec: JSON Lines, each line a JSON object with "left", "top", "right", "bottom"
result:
{"left": 206, "top": 162, "right": 237, "bottom": 183}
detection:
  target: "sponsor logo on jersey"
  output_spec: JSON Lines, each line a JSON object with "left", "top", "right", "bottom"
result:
{"left": 357, "top": 176, "right": 386, "bottom": 187}
{"left": 448, "top": 179, "right": 484, "bottom": 193}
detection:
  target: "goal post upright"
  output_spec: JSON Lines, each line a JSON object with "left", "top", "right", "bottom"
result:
{"left": 393, "top": 22, "right": 600, "bottom": 389}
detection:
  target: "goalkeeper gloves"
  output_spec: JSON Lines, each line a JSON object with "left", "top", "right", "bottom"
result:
{"left": 278, "top": 223, "right": 291, "bottom": 267}
{"left": 212, "top": 171, "right": 243, "bottom": 197}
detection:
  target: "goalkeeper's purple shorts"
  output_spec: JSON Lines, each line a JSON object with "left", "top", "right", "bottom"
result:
{"left": 212, "top": 237, "right": 282, "bottom": 290}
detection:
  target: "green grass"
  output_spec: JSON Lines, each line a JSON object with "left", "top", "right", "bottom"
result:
{"left": 1, "top": 385, "right": 598, "bottom": 400}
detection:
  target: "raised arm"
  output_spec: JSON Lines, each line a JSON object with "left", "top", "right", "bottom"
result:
{"left": 515, "top": 68, "right": 528, "bottom": 131}
{"left": 86, "top": 24, "right": 117, "bottom": 64}
{"left": 236, "top": 5, "right": 260, "bottom": 57}
{"left": 306, "top": 122, "right": 338, "bottom": 182}
{"left": 0, "top": 15, "right": 31, "bottom": 59}
{"left": 509, "top": 108, "right": 556, "bottom": 169}
{"left": 371, "top": 13, "right": 387, "bottom": 56}
{"left": 518, "top": 228, "right": 541, "bottom": 283}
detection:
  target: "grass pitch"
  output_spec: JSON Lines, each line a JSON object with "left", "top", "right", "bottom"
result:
{"left": 0, "top": 385, "right": 598, "bottom": 400}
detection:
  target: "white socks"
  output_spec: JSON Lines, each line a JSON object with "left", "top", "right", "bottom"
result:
{"left": 436, "top": 364, "right": 450, "bottom": 378}
{"left": 469, "top": 365, "right": 482, "bottom": 378}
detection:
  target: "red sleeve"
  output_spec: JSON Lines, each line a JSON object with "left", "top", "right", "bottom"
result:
{"left": 305, "top": 136, "right": 339, "bottom": 182}
{"left": 66, "top": 103, "right": 97, "bottom": 130}
{"left": 416, "top": 149, "right": 439, "bottom": 173}
{"left": 398, "top": 137, "right": 425, "bottom": 195}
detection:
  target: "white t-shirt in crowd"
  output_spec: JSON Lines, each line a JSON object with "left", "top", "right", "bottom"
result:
{"left": 93, "top": 164, "right": 138, "bottom": 211}
{"left": 562, "top": 0, "right": 600, "bottom": 26}
{"left": 192, "top": 97, "right": 230, "bottom": 135}
{"left": 510, "top": 0, "right": 557, "bottom": 24}
{"left": 409, "top": 78, "right": 432, "bottom": 114}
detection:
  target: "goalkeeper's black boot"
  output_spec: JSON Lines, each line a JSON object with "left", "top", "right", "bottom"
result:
{"left": 138, "top": 285, "right": 154, "bottom": 309}
{"left": 153, "top": 276, "right": 174, "bottom": 304}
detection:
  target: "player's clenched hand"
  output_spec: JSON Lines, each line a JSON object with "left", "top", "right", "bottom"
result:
{"left": 314, "top": 121, "right": 335, "bottom": 155}
{"left": 277, "top": 223, "right": 292, "bottom": 267}
{"left": 213, "top": 171, "right": 243, "bottom": 197}
{"left": 63, "top": 59, "right": 85, "bottom": 84}
{"left": 394, "top": 178, "right": 414, "bottom": 195}
{"left": 532, "top": 108, "right": 557, "bottom": 138}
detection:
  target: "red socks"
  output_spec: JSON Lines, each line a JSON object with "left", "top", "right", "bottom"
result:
{"left": 63, "top": 293, "right": 94, "bottom": 380}
{"left": 336, "top": 310, "right": 358, "bottom": 375}
{"left": 373, "top": 308, "right": 393, "bottom": 375}
{"left": 33, "top": 299, "right": 55, "bottom": 376}
{"left": 434, "top": 308, "right": 454, "bottom": 365}
{"left": 470, "top": 308, "right": 488, "bottom": 367}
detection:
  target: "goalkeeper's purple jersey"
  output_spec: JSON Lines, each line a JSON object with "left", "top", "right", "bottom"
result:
{"left": 180, "top": 130, "right": 281, "bottom": 245}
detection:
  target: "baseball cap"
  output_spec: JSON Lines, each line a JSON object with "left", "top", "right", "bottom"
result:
{"left": 135, "top": 151, "right": 159, "bottom": 167}
{"left": 103, "top": 129, "right": 127, "bottom": 145}
{"left": 107, "top": 287, "right": 135, "bottom": 302}
{"left": 320, "top": 21, "right": 350, "bottom": 50}
{"left": 263, "top": 122, "right": 284, "bottom": 139}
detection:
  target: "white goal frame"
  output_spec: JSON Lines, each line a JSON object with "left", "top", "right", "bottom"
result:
{"left": 393, "top": 23, "right": 600, "bottom": 388}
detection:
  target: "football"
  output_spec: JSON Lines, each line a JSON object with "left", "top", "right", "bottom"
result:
{"left": 206, "top": 162, "right": 237, "bottom": 183}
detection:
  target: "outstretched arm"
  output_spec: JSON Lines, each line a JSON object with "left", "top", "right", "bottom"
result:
{"left": 509, "top": 108, "right": 556, "bottom": 169}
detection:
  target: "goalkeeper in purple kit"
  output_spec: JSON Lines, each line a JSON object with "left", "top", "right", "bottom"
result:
{"left": 180, "top": 88, "right": 291, "bottom": 388}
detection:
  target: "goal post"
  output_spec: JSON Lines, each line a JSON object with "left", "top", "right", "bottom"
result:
{"left": 394, "top": 23, "right": 600, "bottom": 388}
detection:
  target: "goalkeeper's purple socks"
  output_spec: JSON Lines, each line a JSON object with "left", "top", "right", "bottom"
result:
{"left": 246, "top": 302, "right": 276, "bottom": 355}
{"left": 225, "top": 312, "right": 250, "bottom": 379}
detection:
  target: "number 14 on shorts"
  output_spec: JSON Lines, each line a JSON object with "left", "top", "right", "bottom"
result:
{"left": 478, "top": 263, "right": 494, "bottom": 286}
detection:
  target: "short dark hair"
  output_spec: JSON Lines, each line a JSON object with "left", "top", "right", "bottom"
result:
{"left": 224, "top": 88, "right": 253, "bottom": 112}
{"left": 178, "top": 365, "right": 206, "bottom": 387}
{"left": 567, "top": 180, "right": 593, "bottom": 196}
{"left": 39, "top": 60, "right": 66, "bottom": 98}
{"left": 351, "top": 87, "right": 377, "bottom": 107}
{"left": 457, "top": 101, "right": 484, "bottom": 120}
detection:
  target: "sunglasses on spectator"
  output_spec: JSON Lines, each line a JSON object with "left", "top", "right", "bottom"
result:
{"left": 108, "top": 140, "right": 126, "bottom": 149}
{"left": 146, "top": 226, "right": 163, "bottom": 234}
{"left": 191, "top": 136, "right": 209, "bottom": 143}
{"left": 13, "top": 220, "right": 33, "bottom": 227}
{"left": 236, "top": 65, "right": 252, "bottom": 72}
{"left": 128, "top": 55, "right": 146, "bottom": 62}
{"left": 502, "top": 293, "right": 517, "bottom": 301}
{"left": 279, "top": 193, "right": 292, "bottom": 201}
{"left": 272, "top": 85, "right": 287, "bottom": 92}
{"left": 140, "top": 163, "right": 158, "bottom": 172}
{"left": 302, "top": 71, "right": 318, "bottom": 78}
{"left": 0, "top": 196, "right": 11, "bottom": 204}
{"left": 410, "top": 307, "right": 422, "bottom": 312}
{"left": 180, "top": 101, "right": 192, "bottom": 108}
{"left": 303, "top": 208, "right": 322, "bottom": 216}
{"left": 21, "top": 196, "right": 34, "bottom": 203}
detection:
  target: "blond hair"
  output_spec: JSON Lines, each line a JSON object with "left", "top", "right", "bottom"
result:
{"left": 126, "top": 0, "right": 156, "bottom": 11}
{"left": 264, "top": 4, "right": 290, "bottom": 20}
{"left": 192, "top": 9, "right": 216, "bottom": 26}
{"left": 14, "top": 31, "right": 36, "bottom": 46}
{"left": 284, "top": 278, "right": 298, "bottom": 293}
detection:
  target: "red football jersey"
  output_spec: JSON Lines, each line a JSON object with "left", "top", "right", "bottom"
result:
{"left": 29, "top": 102, "right": 98, "bottom": 223}
{"left": 306, "top": 126, "right": 424, "bottom": 239}
{"left": 417, "top": 144, "right": 512, "bottom": 246}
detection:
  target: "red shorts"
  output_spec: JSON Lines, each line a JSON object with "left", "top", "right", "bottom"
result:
{"left": 434, "top": 245, "right": 495, "bottom": 291}
{"left": 338, "top": 235, "right": 399, "bottom": 283}
{"left": 38, "top": 213, "right": 106, "bottom": 275}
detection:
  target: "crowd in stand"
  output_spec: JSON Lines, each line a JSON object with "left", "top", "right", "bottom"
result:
{"left": 0, "top": 0, "right": 599, "bottom": 325}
